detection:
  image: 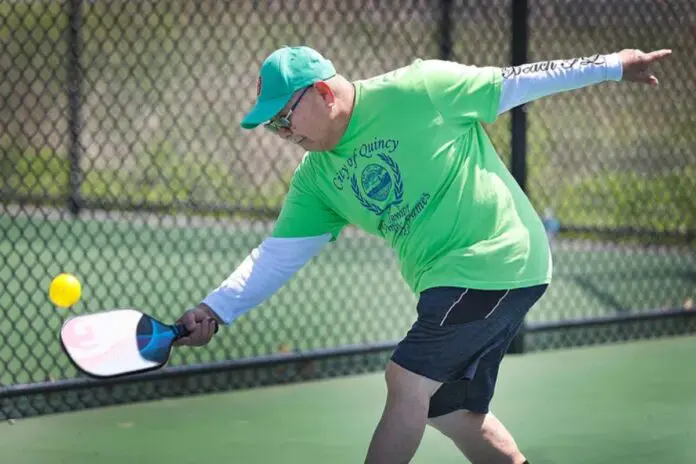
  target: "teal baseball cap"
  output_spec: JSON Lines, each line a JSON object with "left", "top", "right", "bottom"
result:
{"left": 241, "top": 46, "right": 337, "bottom": 130}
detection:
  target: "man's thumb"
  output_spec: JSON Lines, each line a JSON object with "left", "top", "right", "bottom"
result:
{"left": 181, "top": 311, "right": 199, "bottom": 332}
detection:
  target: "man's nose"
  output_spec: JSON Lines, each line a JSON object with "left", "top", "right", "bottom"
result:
{"left": 277, "top": 127, "right": 293, "bottom": 139}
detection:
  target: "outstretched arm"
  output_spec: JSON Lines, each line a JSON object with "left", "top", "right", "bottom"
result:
{"left": 498, "top": 49, "right": 672, "bottom": 114}
{"left": 175, "top": 233, "right": 332, "bottom": 346}
{"left": 174, "top": 150, "right": 347, "bottom": 346}
{"left": 202, "top": 234, "right": 332, "bottom": 324}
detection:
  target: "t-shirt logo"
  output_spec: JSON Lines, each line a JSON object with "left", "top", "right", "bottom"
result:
{"left": 332, "top": 138, "right": 430, "bottom": 238}
{"left": 351, "top": 153, "right": 404, "bottom": 215}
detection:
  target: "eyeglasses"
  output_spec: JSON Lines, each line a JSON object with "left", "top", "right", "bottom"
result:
{"left": 263, "top": 86, "right": 311, "bottom": 133}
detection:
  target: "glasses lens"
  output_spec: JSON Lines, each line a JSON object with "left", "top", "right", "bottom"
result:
{"left": 265, "top": 116, "right": 290, "bottom": 132}
{"left": 263, "top": 122, "right": 280, "bottom": 133}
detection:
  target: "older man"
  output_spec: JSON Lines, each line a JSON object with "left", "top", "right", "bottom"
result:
{"left": 176, "top": 45, "right": 671, "bottom": 464}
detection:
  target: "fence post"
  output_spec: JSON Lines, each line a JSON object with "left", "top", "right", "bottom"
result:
{"left": 67, "top": 0, "right": 83, "bottom": 216}
{"left": 439, "top": 0, "right": 453, "bottom": 60}
{"left": 508, "top": 0, "right": 530, "bottom": 355}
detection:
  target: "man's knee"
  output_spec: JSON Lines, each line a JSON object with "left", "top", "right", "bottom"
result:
{"left": 428, "top": 409, "right": 484, "bottom": 428}
{"left": 384, "top": 361, "right": 441, "bottom": 402}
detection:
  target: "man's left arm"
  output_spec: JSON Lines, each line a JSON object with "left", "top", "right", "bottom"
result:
{"left": 498, "top": 48, "right": 672, "bottom": 115}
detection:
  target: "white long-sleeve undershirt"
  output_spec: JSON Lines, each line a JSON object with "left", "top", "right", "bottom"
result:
{"left": 497, "top": 53, "right": 623, "bottom": 114}
{"left": 202, "top": 234, "right": 331, "bottom": 324}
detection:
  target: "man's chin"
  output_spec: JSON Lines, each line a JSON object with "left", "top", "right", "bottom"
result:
{"left": 298, "top": 140, "right": 320, "bottom": 151}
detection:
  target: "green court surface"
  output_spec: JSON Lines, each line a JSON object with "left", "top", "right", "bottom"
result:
{"left": 2, "top": 335, "right": 695, "bottom": 464}
{"left": 1, "top": 212, "right": 695, "bottom": 386}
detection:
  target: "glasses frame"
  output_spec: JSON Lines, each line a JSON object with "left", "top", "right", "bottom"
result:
{"left": 263, "top": 86, "right": 311, "bottom": 133}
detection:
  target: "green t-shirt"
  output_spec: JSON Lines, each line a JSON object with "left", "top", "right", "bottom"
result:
{"left": 272, "top": 59, "right": 552, "bottom": 294}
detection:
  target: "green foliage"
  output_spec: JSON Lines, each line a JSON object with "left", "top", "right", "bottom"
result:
{"left": 555, "top": 167, "right": 695, "bottom": 232}
{"left": 4, "top": 137, "right": 690, "bottom": 242}
{"left": 0, "top": 2, "right": 66, "bottom": 71}
{"left": 0, "top": 138, "right": 69, "bottom": 200}
{"left": 0, "top": 139, "right": 287, "bottom": 217}
{"left": 0, "top": 2, "right": 67, "bottom": 37}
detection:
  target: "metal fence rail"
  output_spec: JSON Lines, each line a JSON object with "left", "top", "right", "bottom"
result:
{"left": 1, "top": 0, "right": 695, "bottom": 419}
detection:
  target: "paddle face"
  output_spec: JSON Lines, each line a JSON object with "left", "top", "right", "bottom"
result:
{"left": 59, "top": 309, "right": 185, "bottom": 379}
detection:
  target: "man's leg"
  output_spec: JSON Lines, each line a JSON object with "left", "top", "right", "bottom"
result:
{"left": 364, "top": 361, "right": 442, "bottom": 464}
{"left": 428, "top": 410, "right": 528, "bottom": 464}
{"left": 425, "top": 307, "right": 538, "bottom": 464}
{"left": 368, "top": 284, "right": 547, "bottom": 463}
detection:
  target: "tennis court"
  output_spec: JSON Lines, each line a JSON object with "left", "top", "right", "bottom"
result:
{"left": 2, "top": 2, "right": 696, "bottom": 463}
{"left": 1, "top": 335, "right": 695, "bottom": 464}
{"left": 2, "top": 211, "right": 694, "bottom": 386}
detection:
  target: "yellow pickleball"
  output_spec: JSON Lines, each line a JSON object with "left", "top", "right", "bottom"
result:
{"left": 49, "top": 273, "right": 82, "bottom": 308}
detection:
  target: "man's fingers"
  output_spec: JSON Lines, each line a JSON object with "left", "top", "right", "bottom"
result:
{"left": 174, "top": 330, "right": 202, "bottom": 347}
{"left": 646, "top": 49, "right": 672, "bottom": 61}
{"left": 173, "top": 305, "right": 221, "bottom": 347}
{"left": 173, "top": 336, "right": 192, "bottom": 346}
{"left": 173, "top": 318, "right": 219, "bottom": 347}
{"left": 180, "top": 308, "right": 210, "bottom": 332}
{"left": 203, "top": 318, "right": 217, "bottom": 341}
{"left": 182, "top": 312, "right": 198, "bottom": 332}
{"left": 199, "top": 320, "right": 212, "bottom": 342}
{"left": 636, "top": 74, "right": 658, "bottom": 87}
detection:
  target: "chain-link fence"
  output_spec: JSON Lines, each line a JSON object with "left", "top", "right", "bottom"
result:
{"left": 1, "top": 0, "right": 695, "bottom": 419}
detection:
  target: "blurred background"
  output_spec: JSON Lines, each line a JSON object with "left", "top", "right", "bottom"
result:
{"left": 1, "top": 0, "right": 695, "bottom": 440}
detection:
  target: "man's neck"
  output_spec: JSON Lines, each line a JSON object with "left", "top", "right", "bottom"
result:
{"left": 328, "top": 82, "right": 356, "bottom": 149}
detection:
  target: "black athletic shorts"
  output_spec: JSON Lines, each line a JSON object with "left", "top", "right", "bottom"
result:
{"left": 391, "top": 284, "right": 548, "bottom": 418}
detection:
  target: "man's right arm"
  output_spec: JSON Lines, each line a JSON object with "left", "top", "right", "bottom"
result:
{"left": 201, "top": 233, "right": 332, "bottom": 325}
{"left": 176, "top": 154, "right": 347, "bottom": 345}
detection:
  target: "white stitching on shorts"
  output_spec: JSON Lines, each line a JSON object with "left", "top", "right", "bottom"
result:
{"left": 484, "top": 290, "right": 510, "bottom": 319}
{"left": 439, "top": 289, "right": 469, "bottom": 326}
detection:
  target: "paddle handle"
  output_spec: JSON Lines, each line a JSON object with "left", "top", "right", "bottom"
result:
{"left": 173, "top": 319, "right": 219, "bottom": 340}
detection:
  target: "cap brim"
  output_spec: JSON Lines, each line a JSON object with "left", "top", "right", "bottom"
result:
{"left": 240, "top": 94, "right": 292, "bottom": 130}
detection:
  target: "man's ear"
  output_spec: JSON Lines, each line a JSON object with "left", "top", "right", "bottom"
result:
{"left": 314, "top": 81, "right": 336, "bottom": 108}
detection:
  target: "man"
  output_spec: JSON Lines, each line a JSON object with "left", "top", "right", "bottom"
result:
{"left": 175, "top": 45, "right": 671, "bottom": 463}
